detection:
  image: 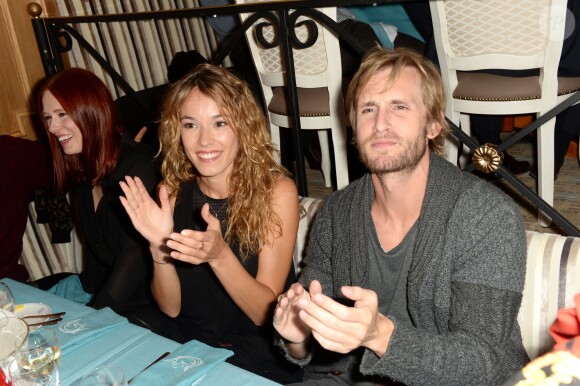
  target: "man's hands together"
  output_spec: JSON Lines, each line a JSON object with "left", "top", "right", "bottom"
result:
{"left": 274, "top": 280, "right": 394, "bottom": 358}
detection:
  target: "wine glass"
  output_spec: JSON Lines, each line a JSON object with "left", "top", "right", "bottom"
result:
{"left": 0, "top": 283, "right": 15, "bottom": 313}
{"left": 0, "top": 314, "right": 28, "bottom": 359}
{"left": 80, "top": 365, "right": 127, "bottom": 386}
{"left": 10, "top": 328, "right": 61, "bottom": 386}
{"left": 0, "top": 314, "right": 28, "bottom": 385}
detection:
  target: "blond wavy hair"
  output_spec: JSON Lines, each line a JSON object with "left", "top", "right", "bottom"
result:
{"left": 346, "top": 47, "right": 450, "bottom": 156}
{"left": 158, "top": 63, "right": 289, "bottom": 258}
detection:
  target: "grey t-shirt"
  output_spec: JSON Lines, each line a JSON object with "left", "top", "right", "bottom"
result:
{"left": 324, "top": 214, "right": 417, "bottom": 386}
{"left": 368, "top": 218, "right": 416, "bottom": 327}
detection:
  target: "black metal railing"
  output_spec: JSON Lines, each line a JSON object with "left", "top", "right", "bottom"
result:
{"left": 27, "top": 0, "right": 580, "bottom": 236}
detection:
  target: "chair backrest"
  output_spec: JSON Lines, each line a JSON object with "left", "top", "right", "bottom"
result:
{"left": 430, "top": 0, "right": 567, "bottom": 112}
{"left": 235, "top": 1, "right": 350, "bottom": 191}
{"left": 235, "top": 0, "right": 342, "bottom": 90}
{"left": 432, "top": 0, "right": 561, "bottom": 67}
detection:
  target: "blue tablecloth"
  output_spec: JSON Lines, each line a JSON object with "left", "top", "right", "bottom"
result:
{"left": 2, "top": 279, "right": 279, "bottom": 386}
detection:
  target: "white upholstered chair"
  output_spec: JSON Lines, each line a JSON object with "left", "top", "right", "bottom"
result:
{"left": 430, "top": 0, "right": 580, "bottom": 225}
{"left": 235, "top": 1, "right": 349, "bottom": 189}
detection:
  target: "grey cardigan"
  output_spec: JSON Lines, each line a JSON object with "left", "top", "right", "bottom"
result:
{"left": 289, "top": 153, "right": 529, "bottom": 385}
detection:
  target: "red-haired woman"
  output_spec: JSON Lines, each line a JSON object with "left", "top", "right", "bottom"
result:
{"left": 38, "top": 68, "right": 166, "bottom": 330}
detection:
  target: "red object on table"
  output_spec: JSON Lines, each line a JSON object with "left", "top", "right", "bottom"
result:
{"left": 0, "top": 368, "right": 12, "bottom": 386}
{"left": 549, "top": 293, "right": 580, "bottom": 356}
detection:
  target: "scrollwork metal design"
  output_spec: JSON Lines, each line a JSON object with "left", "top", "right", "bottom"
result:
{"left": 46, "top": 23, "right": 144, "bottom": 111}
{"left": 251, "top": 8, "right": 323, "bottom": 52}
{"left": 287, "top": 18, "right": 318, "bottom": 50}
{"left": 253, "top": 12, "right": 280, "bottom": 49}
{"left": 55, "top": 28, "right": 73, "bottom": 54}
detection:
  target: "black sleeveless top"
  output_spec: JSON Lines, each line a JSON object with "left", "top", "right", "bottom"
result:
{"left": 173, "top": 181, "right": 259, "bottom": 340}
{"left": 172, "top": 181, "right": 302, "bottom": 383}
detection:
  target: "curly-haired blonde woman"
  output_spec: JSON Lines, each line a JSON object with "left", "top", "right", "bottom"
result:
{"left": 120, "top": 63, "right": 302, "bottom": 383}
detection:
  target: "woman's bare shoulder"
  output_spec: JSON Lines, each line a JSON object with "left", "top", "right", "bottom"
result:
{"left": 272, "top": 175, "right": 299, "bottom": 198}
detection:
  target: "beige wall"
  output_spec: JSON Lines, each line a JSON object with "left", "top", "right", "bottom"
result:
{"left": 0, "top": 1, "right": 57, "bottom": 139}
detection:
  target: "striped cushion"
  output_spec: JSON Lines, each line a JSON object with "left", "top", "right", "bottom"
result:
{"left": 518, "top": 231, "right": 580, "bottom": 360}
{"left": 19, "top": 202, "right": 83, "bottom": 281}
{"left": 293, "top": 197, "right": 325, "bottom": 275}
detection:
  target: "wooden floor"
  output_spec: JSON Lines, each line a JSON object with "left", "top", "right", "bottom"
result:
{"left": 302, "top": 136, "right": 580, "bottom": 236}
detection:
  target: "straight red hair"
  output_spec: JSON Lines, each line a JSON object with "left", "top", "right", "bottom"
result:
{"left": 38, "top": 68, "right": 122, "bottom": 192}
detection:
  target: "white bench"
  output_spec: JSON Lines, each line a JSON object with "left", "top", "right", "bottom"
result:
{"left": 21, "top": 196, "right": 580, "bottom": 361}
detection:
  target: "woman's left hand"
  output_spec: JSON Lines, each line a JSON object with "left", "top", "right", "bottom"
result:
{"left": 166, "top": 203, "right": 228, "bottom": 265}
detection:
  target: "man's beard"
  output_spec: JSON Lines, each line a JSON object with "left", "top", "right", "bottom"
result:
{"left": 357, "top": 126, "right": 428, "bottom": 175}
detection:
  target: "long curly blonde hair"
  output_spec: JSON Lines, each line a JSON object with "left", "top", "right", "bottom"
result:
{"left": 158, "top": 63, "right": 289, "bottom": 259}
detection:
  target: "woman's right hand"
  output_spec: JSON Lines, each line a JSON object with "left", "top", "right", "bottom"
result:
{"left": 119, "top": 176, "right": 173, "bottom": 247}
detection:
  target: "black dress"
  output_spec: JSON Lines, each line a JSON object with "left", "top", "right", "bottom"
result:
{"left": 75, "top": 136, "right": 167, "bottom": 330}
{"left": 172, "top": 181, "right": 302, "bottom": 384}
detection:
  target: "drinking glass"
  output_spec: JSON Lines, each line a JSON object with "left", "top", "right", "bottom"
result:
{"left": 80, "top": 365, "right": 127, "bottom": 386}
{"left": 0, "top": 314, "right": 28, "bottom": 386}
{"left": 0, "top": 313, "right": 28, "bottom": 360}
{"left": 0, "top": 283, "right": 15, "bottom": 313}
{"left": 10, "top": 328, "right": 60, "bottom": 386}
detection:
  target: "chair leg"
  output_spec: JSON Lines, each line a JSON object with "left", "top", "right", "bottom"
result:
{"left": 331, "top": 124, "right": 350, "bottom": 190}
{"left": 270, "top": 123, "right": 282, "bottom": 164}
{"left": 317, "top": 130, "right": 332, "bottom": 188}
{"left": 458, "top": 114, "right": 472, "bottom": 169}
{"left": 444, "top": 113, "right": 461, "bottom": 166}
{"left": 537, "top": 120, "right": 556, "bottom": 227}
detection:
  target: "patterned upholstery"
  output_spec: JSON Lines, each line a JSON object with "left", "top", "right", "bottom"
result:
{"left": 19, "top": 202, "right": 83, "bottom": 281}
{"left": 293, "top": 198, "right": 580, "bottom": 362}
{"left": 441, "top": 0, "right": 549, "bottom": 57}
{"left": 293, "top": 197, "right": 325, "bottom": 275}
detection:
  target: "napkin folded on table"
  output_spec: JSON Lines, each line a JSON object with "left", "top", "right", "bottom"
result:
{"left": 130, "top": 340, "right": 233, "bottom": 386}
{"left": 56, "top": 307, "right": 128, "bottom": 350}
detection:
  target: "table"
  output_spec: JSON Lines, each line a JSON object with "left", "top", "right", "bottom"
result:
{"left": 2, "top": 278, "right": 279, "bottom": 386}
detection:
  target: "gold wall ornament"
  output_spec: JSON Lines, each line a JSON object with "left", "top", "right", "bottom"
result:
{"left": 472, "top": 143, "right": 503, "bottom": 174}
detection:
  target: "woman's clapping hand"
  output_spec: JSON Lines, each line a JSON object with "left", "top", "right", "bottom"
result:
{"left": 166, "top": 204, "right": 229, "bottom": 266}
{"left": 119, "top": 176, "right": 173, "bottom": 247}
